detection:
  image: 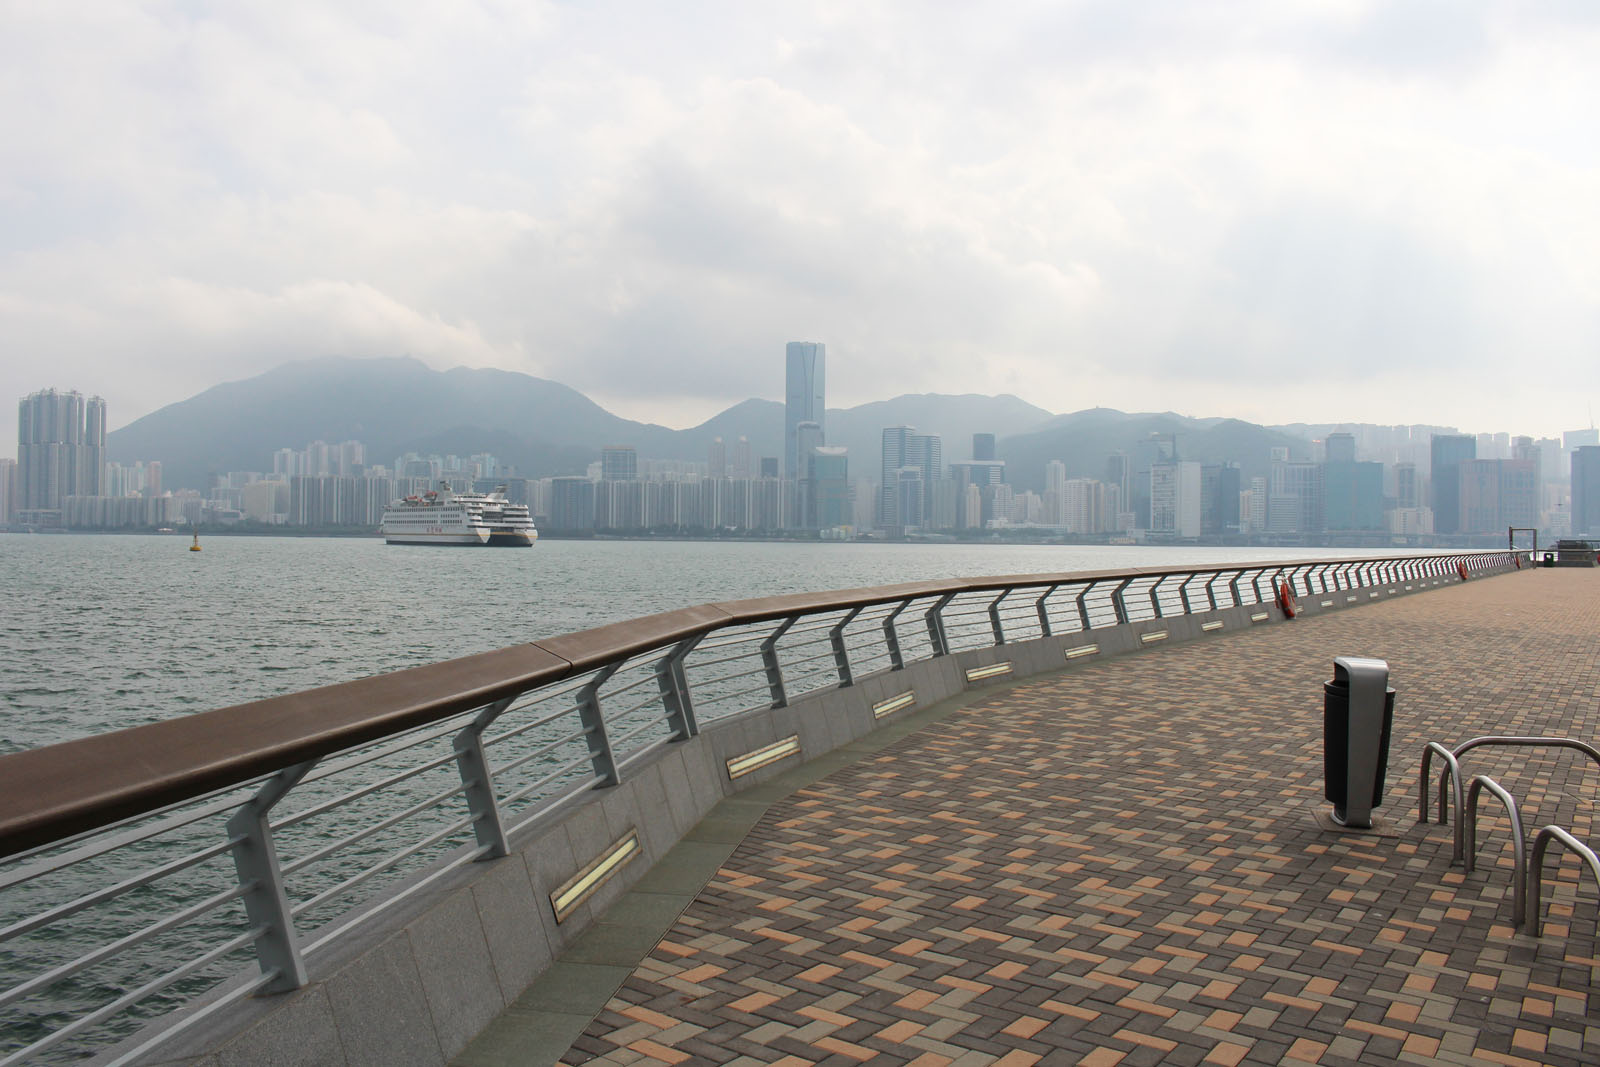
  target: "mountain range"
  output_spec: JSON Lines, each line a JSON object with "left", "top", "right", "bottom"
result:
{"left": 107, "top": 357, "right": 1314, "bottom": 493}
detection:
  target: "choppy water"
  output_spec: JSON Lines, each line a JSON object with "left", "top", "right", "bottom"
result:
{"left": 1, "top": 533, "right": 1386, "bottom": 754}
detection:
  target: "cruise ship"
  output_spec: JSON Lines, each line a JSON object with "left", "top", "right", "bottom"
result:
{"left": 379, "top": 483, "right": 538, "bottom": 547}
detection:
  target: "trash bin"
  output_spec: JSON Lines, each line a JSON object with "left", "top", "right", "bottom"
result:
{"left": 1323, "top": 656, "right": 1394, "bottom": 829}
{"left": 1543, "top": 552, "right": 1555, "bottom": 568}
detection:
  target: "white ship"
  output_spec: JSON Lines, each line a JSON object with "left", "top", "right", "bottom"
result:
{"left": 379, "top": 483, "right": 538, "bottom": 547}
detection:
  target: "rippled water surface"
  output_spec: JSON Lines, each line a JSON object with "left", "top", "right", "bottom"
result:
{"left": 2, "top": 533, "right": 1383, "bottom": 753}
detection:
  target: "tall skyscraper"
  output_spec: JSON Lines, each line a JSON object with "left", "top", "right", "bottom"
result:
{"left": 17, "top": 388, "right": 105, "bottom": 517}
{"left": 973, "top": 433, "right": 996, "bottom": 462}
{"left": 1572, "top": 446, "right": 1600, "bottom": 537}
{"left": 784, "top": 342, "right": 825, "bottom": 480}
{"left": 1324, "top": 433, "right": 1356, "bottom": 464}
{"left": 1430, "top": 434, "right": 1476, "bottom": 535}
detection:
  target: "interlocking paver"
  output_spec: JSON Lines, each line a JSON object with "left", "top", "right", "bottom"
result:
{"left": 556, "top": 570, "right": 1600, "bottom": 1065}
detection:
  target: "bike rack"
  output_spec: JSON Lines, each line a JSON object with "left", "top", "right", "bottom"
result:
{"left": 1463, "top": 774, "right": 1526, "bottom": 924}
{"left": 1527, "top": 825, "right": 1600, "bottom": 937}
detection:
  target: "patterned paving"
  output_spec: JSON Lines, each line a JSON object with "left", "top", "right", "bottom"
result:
{"left": 562, "top": 569, "right": 1600, "bottom": 1066}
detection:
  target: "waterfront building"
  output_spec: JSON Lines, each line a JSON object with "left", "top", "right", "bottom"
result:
{"left": 1044, "top": 461, "right": 1067, "bottom": 525}
{"left": 1324, "top": 461, "right": 1384, "bottom": 531}
{"left": 1430, "top": 434, "right": 1475, "bottom": 535}
{"left": 1572, "top": 446, "right": 1600, "bottom": 537}
{"left": 759, "top": 457, "right": 779, "bottom": 479}
{"left": 0, "top": 457, "right": 13, "bottom": 523}
{"left": 809, "top": 447, "right": 850, "bottom": 529}
{"left": 707, "top": 438, "right": 726, "bottom": 478}
{"left": 1268, "top": 461, "right": 1324, "bottom": 535}
{"left": 1394, "top": 462, "right": 1420, "bottom": 509}
{"left": 16, "top": 388, "right": 106, "bottom": 521}
{"left": 1149, "top": 461, "right": 1200, "bottom": 539}
{"left": 784, "top": 341, "right": 825, "bottom": 481}
{"left": 550, "top": 477, "right": 597, "bottom": 531}
{"left": 731, "top": 436, "right": 752, "bottom": 480}
{"left": 1200, "top": 463, "right": 1241, "bottom": 536}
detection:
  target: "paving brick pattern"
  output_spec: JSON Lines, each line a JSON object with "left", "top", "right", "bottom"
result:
{"left": 562, "top": 570, "right": 1600, "bottom": 1066}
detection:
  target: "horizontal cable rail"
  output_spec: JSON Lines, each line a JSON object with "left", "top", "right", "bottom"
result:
{"left": 0, "top": 550, "right": 1518, "bottom": 1064}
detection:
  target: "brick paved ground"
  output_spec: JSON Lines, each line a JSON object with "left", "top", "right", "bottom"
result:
{"left": 561, "top": 569, "right": 1600, "bottom": 1066}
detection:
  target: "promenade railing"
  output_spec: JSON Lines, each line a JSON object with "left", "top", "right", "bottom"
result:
{"left": 0, "top": 551, "right": 1514, "bottom": 1064}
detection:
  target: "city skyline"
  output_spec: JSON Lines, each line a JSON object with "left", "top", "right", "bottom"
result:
{"left": 2, "top": 5, "right": 1598, "bottom": 451}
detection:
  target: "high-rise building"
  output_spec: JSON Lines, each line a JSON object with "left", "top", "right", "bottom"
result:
{"left": 707, "top": 438, "right": 726, "bottom": 478}
{"left": 1324, "top": 461, "right": 1384, "bottom": 531}
{"left": 785, "top": 342, "right": 825, "bottom": 480}
{"left": 1572, "top": 447, "right": 1600, "bottom": 537}
{"left": 809, "top": 447, "right": 850, "bottom": 529}
{"left": 600, "top": 446, "right": 638, "bottom": 481}
{"left": 1150, "top": 462, "right": 1201, "bottom": 538}
{"left": 731, "top": 436, "right": 752, "bottom": 480}
{"left": 1324, "top": 433, "right": 1356, "bottom": 464}
{"left": 1105, "top": 452, "right": 1130, "bottom": 506}
{"left": 973, "top": 433, "right": 996, "bottom": 462}
{"left": 1430, "top": 434, "right": 1476, "bottom": 535}
{"left": 0, "top": 457, "right": 14, "bottom": 523}
{"left": 17, "top": 389, "right": 106, "bottom": 519}
{"left": 1395, "top": 463, "right": 1420, "bottom": 509}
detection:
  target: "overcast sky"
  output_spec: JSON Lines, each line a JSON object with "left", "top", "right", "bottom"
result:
{"left": 3, "top": 1, "right": 1598, "bottom": 452}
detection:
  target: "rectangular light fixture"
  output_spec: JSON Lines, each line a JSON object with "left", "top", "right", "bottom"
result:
{"left": 551, "top": 830, "right": 639, "bottom": 923}
{"left": 1387, "top": 589, "right": 1397, "bottom": 595}
{"left": 1250, "top": 611, "right": 1270, "bottom": 623}
{"left": 1369, "top": 592, "right": 1380, "bottom": 598}
{"left": 1320, "top": 600, "right": 1334, "bottom": 608}
{"left": 1201, "top": 621, "right": 1224, "bottom": 632}
{"left": 965, "top": 662, "right": 1013, "bottom": 682}
{"left": 1064, "top": 643, "right": 1100, "bottom": 659}
{"left": 1347, "top": 596, "right": 1359, "bottom": 603}
{"left": 726, "top": 734, "right": 801, "bottom": 780}
{"left": 1139, "top": 631, "right": 1169, "bottom": 644}
{"left": 872, "top": 691, "right": 916, "bottom": 719}
{"left": 1405, "top": 585, "right": 1413, "bottom": 591}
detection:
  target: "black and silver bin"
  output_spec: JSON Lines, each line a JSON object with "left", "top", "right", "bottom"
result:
{"left": 1322, "top": 656, "right": 1394, "bottom": 828}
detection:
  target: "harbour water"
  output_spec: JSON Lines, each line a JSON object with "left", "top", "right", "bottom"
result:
{"left": 1, "top": 534, "right": 1398, "bottom": 754}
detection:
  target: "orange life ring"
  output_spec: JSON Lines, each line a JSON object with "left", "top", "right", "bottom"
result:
{"left": 1457, "top": 561, "right": 1469, "bottom": 581}
{"left": 1514, "top": 554, "right": 1522, "bottom": 569}
{"left": 1276, "top": 579, "right": 1298, "bottom": 618}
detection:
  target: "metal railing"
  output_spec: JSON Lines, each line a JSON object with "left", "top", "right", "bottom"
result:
{"left": 0, "top": 550, "right": 1516, "bottom": 1064}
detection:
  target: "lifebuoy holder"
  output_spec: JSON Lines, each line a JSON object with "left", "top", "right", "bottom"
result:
{"left": 1457, "top": 561, "right": 1469, "bottom": 581}
{"left": 1276, "top": 579, "right": 1298, "bottom": 618}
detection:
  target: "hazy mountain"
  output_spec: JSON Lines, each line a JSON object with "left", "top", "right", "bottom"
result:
{"left": 826, "top": 394, "right": 1054, "bottom": 468}
{"left": 1000, "top": 410, "right": 1312, "bottom": 492}
{"left": 108, "top": 357, "right": 674, "bottom": 489}
{"left": 106, "top": 356, "right": 1309, "bottom": 493}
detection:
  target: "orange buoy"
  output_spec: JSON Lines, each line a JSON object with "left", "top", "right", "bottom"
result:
{"left": 1276, "top": 579, "right": 1298, "bottom": 618}
{"left": 1457, "top": 560, "right": 1469, "bottom": 581}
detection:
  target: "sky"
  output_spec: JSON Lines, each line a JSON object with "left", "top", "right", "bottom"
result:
{"left": 3, "top": 0, "right": 1598, "bottom": 453}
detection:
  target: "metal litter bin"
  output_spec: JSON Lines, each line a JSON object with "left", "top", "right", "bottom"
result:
{"left": 1323, "top": 656, "right": 1394, "bottom": 829}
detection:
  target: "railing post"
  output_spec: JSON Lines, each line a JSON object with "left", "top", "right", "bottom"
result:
{"left": 227, "top": 760, "right": 316, "bottom": 994}
{"left": 1034, "top": 583, "right": 1059, "bottom": 637}
{"left": 657, "top": 634, "right": 703, "bottom": 740}
{"left": 1204, "top": 573, "right": 1219, "bottom": 612}
{"left": 883, "top": 599, "right": 909, "bottom": 670}
{"left": 1177, "top": 575, "right": 1193, "bottom": 616}
{"left": 761, "top": 617, "right": 797, "bottom": 708}
{"left": 1110, "top": 578, "right": 1134, "bottom": 624}
{"left": 577, "top": 662, "right": 624, "bottom": 788}
{"left": 925, "top": 592, "right": 957, "bottom": 657}
{"left": 1075, "top": 584, "right": 1093, "bottom": 631}
{"left": 987, "top": 590, "right": 1010, "bottom": 646}
{"left": 1228, "top": 570, "right": 1243, "bottom": 607}
{"left": 829, "top": 606, "right": 863, "bottom": 688}
{"left": 1147, "top": 577, "right": 1163, "bottom": 618}
{"left": 453, "top": 697, "right": 516, "bottom": 861}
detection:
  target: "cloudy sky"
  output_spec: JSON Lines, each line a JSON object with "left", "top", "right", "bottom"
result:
{"left": 3, "top": 0, "right": 1597, "bottom": 451}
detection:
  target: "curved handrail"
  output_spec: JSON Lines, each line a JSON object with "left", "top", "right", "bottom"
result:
{"left": 1527, "top": 825, "right": 1600, "bottom": 937}
{"left": 1464, "top": 775, "right": 1526, "bottom": 923}
{"left": 0, "top": 550, "right": 1516, "bottom": 858}
{"left": 1420, "top": 742, "right": 1465, "bottom": 864}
